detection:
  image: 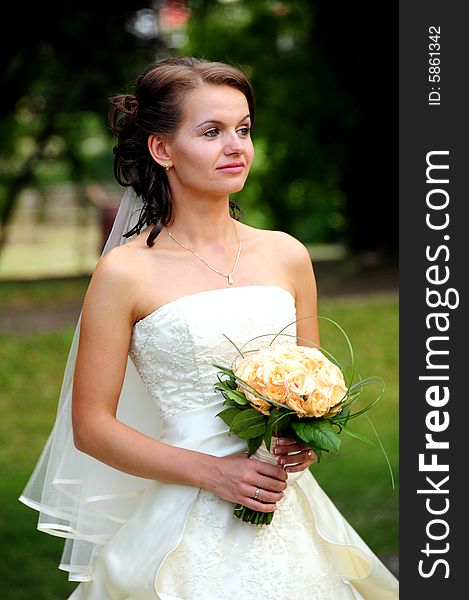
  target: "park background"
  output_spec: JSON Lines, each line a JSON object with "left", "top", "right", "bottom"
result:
{"left": 0, "top": 1, "right": 398, "bottom": 598}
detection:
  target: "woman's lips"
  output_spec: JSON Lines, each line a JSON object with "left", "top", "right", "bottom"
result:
{"left": 216, "top": 163, "right": 245, "bottom": 174}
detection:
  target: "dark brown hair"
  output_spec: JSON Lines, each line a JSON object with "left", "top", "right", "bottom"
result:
{"left": 108, "top": 56, "right": 256, "bottom": 246}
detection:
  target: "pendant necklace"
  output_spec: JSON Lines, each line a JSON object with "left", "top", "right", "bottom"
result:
{"left": 166, "top": 222, "right": 241, "bottom": 285}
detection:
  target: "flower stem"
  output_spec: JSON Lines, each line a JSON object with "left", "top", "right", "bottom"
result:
{"left": 234, "top": 504, "right": 274, "bottom": 525}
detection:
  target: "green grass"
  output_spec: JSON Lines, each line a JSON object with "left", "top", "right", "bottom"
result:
{"left": 1, "top": 474, "right": 79, "bottom": 599}
{"left": 0, "top": 285, "right": 398, "bottom": 599}
{"left": 0, "top": 328, "right": 80, "bottom": 599}
{"left": 314, "top": 296, "right": 399, "bottom": 554}
{"left": 0, "top": 277, "right": 90, "bottom": 309}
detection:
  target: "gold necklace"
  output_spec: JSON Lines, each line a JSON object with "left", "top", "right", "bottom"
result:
{"left": 166, "top": 223, "right": 242, "bottom": 285}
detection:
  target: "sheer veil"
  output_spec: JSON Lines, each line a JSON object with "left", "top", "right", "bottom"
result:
{"left": 19, "top": 188, "right": 162, "bottom": 582}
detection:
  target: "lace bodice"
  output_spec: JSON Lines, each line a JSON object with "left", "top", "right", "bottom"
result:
{"left": 129, "top": 285, "right": 297, "bottom": 420}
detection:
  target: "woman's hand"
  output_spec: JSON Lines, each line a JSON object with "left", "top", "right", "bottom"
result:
{"left": 206, "top": 453, "right": 288, "bottom": 513}
{"left": 273, "top": 437, "right": 317, "bottom": 473}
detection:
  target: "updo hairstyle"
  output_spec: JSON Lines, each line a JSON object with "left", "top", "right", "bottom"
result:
{"left": 108, "top": 56, "right": 256, "bottom": 246}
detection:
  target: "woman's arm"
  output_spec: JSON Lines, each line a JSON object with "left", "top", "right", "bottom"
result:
{"left": 289, "top": 237, "right": 320, "bottom": 347}
{"left": 72, "top": 247, "right": 287, "bottom": 512}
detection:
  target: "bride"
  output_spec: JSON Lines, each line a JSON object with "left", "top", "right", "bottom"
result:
{"left": 20, "top": 56, "right": 398, "bottom": 599}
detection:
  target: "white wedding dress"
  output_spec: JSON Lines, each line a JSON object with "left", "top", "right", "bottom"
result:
{"left": 61, "top": 285, "right": 397, "bottom": 599}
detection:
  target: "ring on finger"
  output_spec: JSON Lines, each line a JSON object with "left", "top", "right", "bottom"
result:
{"left": 254, "top": 487, "right": 261, "bottom": 500}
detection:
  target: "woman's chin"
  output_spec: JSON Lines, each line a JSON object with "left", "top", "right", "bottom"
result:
{"left": 205, "top": 182, "right": 247, "bottom": 198}
{"left": 226, "top": 177, "right": 249, "bottom": 194}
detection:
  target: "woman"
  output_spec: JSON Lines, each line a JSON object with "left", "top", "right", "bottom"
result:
{"left": 20, "top": 56, "right": 398, "bottom": 599}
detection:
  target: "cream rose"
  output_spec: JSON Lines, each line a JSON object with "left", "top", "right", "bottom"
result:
{"left": 244, "top": 390, "right": 272, "bottom": 415}
{"left": 284, "top": 394, "right": 309, "bottom": 417}
{"left": 301, "top": 391, "right": 333, "bottom": 418}
{"left": 284, "top": 370, "right": 316, "bottom": 397}
{"left": 256, "top": 362, "right": 291, "bottom": 387}
{"left": 263, "top": 382, "right": 289, "bottom": 404}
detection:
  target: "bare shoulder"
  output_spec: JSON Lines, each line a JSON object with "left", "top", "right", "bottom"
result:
{"left": 270, "top": 230, "right": 311, "bottom": 261}
{"left": 98, "top": 242, "right": 139, "bottom": 273}
{"left": 82, "top": 243, "right": 146, "bottom": 326}
{"left": 90, "top": 245, "right": 139, "bottom": 293}
{"left": 242, "top": 225, "right": 312, "bottom": 268}
{"left": 92, "top": 225, "right": 156, "bottom": 284}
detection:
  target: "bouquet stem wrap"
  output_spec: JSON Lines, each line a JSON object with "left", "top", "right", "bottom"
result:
{"left": 234, "top": 440, "right": 304, "bottom": 525}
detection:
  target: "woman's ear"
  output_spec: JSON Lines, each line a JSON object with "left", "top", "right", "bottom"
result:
{"left": 148, "top": 135, "right": 172, "bottom": 169}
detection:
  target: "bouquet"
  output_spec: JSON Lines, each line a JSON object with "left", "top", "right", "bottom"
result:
{"left": 213, "top": 319, "right": 391, "bottom": 525}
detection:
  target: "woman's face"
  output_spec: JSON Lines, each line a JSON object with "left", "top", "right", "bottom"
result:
{"left": 165, "top": 84, "right": 254, "bottom": 199}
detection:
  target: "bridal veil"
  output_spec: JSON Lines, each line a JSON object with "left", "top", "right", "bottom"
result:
{"left": 19, "top": 188, "right": 162, "bottom": 582}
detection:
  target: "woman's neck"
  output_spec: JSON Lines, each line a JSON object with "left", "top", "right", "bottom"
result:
{"left": 168, "top": 195, "right": 238, "bottom": 248}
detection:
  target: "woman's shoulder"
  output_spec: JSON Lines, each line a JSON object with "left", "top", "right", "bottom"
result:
{"left": 94, "top": 227, "right": 156, "bottom": 280}
{"left": 82, "top": 237, "right": 157, "bottom": 327}
{"left": 94, "top": 244, "right": 141, "bottom": 286}
{"left": 240, "top": 223, "right": 312, "bottom": 266}
{"left": 88, "top": 233, "right": 156, "bottom": 304}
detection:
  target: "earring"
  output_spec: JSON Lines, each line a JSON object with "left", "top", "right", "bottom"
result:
{"left": 164, "top": 163, "right": 171, "bottom": 172}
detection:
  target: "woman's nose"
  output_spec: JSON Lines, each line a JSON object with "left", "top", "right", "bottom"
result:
{"left": 223, "top": 131, "right": 244, "bottom": 154}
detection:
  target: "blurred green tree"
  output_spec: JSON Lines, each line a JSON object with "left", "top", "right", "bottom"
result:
{"left": 0, "top": 1, "right": 164, "bottom": 249}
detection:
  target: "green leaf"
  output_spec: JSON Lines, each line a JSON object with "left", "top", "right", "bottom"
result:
{"left": 292, "top": 419, "right": 342, "bottom": 453}
{"left": 216, "top": 407, "right": 243, "bottom": 428}
{"left": 216, "top": 377, "right": 237, "bottom": 391}
{"left": 223, "top": 389, "right": 249, "bottom": 405}
{"left": 213, "top": 364, "right": 236, "bottom": 377}
{"left": 214, "top": 380, "right": 234, "bottom": 392}
{"left": 231, "top": 408, "right": 267, "bottom": 439}
{"left": 220, "top": 398, "right": 239, "bottom": 408}
{"left": 247, "top": 435, "right": 264, "bottom": 455}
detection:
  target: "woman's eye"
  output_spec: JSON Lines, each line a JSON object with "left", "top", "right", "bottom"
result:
{"left": 238, "top": 127, "right": 251, "bottom": 137}
{"left": 203, "top": 128, "right": 219, "bottom": 138}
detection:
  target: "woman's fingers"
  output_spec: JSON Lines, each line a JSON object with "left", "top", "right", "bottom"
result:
{"left": 273, "top": 437, "right": 317, "bottom": 471}
{"left": 284, "top": 452, "right": 317, "bottom": 473}
{"left": 244, "top": 499, "right": 278, "bottom": 513}
{"left": 284, "top": 461, "right": 314, "bottom": 473}
{"left": 277, "top": 449, "right": 317, "bottom": 466}
{"left": 222, "top": 440, "right": 316, "bottom": 511}
{"left": 251, "top": 487, "right": 283, "bottom": 504}
{"left": 251, "top": 472, "right": 287, "bottom": 493}
{"left": 212, "top": 454, "right": 289, "bottom": 509}
{"left": 252, "top": 458, "right": 288, "bottom": 480}
{"left": 239, "top": 484, "right": 284, "bottom": 512}
{"left": 273, "top": 437, "right": 309, "bottom": 454}
{"left": 212, "top": 446, "right": 316, "bottom": 513}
